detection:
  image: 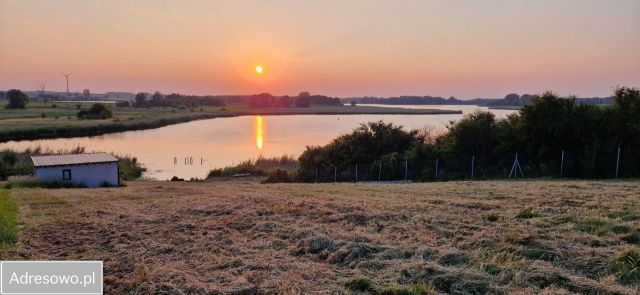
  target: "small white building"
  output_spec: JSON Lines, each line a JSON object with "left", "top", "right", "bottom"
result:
{"left": 31, "top": 153, "right": 119, "bottom": 187}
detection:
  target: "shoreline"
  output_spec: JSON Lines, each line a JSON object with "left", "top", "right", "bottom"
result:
{"left": 0, "top": 106, "right": 461, "bottom": 142}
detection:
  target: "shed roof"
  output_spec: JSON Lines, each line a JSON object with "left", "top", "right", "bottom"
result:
{"left": 31, "top": 153, "right": 119, "bottom": 167}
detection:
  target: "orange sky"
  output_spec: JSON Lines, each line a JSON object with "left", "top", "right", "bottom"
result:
{"left": 1, "top": 0, "right": 639, "bottom": 98}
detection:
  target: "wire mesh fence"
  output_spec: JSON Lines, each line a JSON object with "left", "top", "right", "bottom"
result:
{"left": 296, "top": 147, "right": 640, "bottom": 183}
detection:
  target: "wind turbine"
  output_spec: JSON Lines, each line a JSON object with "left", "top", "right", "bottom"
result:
{"left": 62, "top": 73, "right": 72, "bottom": 98}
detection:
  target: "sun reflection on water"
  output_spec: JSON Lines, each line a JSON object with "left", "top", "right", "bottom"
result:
{"left": 255, "top": 115, "right": 264, "bottom": 151}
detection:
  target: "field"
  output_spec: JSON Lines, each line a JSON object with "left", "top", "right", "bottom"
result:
{"left": 0, "top": 100, "right": 458, "bottom": 142}
{"left": 2, "top": 180, "right": 640, "bottom": 294}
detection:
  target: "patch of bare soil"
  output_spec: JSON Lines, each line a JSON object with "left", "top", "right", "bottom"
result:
{"left": 3, "top": 180, "right": 640, "bottom": 294}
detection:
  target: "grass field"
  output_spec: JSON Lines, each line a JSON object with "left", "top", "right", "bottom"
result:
{"left": 2, "top": 180, "right": 639, "bottom": 294}
{"left": 0, "top": 100, "right": 459, "bottom": 142}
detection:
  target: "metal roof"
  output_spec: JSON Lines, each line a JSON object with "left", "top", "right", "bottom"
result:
{"left": 31, "top": 153, "right": 119, "bottom": 167}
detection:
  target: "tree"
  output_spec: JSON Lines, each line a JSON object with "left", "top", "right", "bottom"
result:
{"left": 83, "top": 89, "right": 91, "bottom": 100}
{"left": 295, "top": 95, "right": 311, "bottom": 107}
{"left": 442, "top": 110, "right": 498, "bottom": 156}
{"left": 298, "top": 121, "right": 421, "bottom": 169}
{"left": 150, "top": 91, "right": 164, "bottom": 106}
{"left": 249, "top": 93, "right": 274, "bottom": 108}
{"left": 134, "top": 92, "right": 147, "bottom": 107}
{"left": 274, "top": 96, "right": 291, "bottom": 107}
{"left": 5, "top": 89, "right": 29, "bottom": 109}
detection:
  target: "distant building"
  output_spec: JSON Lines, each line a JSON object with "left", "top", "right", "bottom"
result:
{"left": 31, "top": 153, "right": 119, "bottom": 187}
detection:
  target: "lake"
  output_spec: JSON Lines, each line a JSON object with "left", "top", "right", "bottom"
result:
{"left": 3, "top": 105, "right": 516, "bottom": 180}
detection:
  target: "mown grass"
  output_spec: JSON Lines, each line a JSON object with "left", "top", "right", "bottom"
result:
{"left": 0, "top": 189, "right": 18, "bottom": 256}
{"left": 4, "top": 180, "right": 639, "bottom": 294}
{"left": 345, "top": 278, "right": 436, "bottom": 295}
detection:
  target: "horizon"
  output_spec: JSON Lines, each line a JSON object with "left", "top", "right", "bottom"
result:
{"left": 1, "top": 0, "right": 639, "bottom": 98}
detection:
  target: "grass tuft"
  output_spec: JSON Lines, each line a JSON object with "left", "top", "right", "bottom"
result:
{"left": 610, "top": 247, "right": 640, "bottom": 285}
{"left": 0, "top": 189, "right": 18, "bottom": 256}
{"left": 515, "top": 207, "right": 539, "bottom": 219}
{"left": 345, "top": 278, "right": 435, "bottom": 295}
{"left": 574, "top": 217, "right": 631, "bottom": 236}
{"left": 345, "top": 278, "right": 375, "bottom": 292}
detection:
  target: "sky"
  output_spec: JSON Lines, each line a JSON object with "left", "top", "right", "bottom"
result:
{"left": 1, "top": 0, "right": 639, "bottom": 99}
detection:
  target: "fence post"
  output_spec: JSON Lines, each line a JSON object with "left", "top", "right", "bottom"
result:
{"left": 378, "top": 162, "right": 382, "bottom": 182}
{"left": 315, "top": 168, "right": 318, "bottom": 183}
{"left": 435, "top": 158, "right": 439, "bottom": 179}
{"left": 471, "top": 155, "right": 475, "bottom": 179}
{"left": 560, "top": 150, "right": 565, "bottom": 176}
{"left": 404, "top": 160, "right": 408, "bottom": 182}
{"left": 616, "top": 147, "right": 621, "bottom": 178}
{"left": 334, "top": 166, "right": 337, "bottom": 183}
{"left": 355, "top": 165, "right": 358, "bottom": 182}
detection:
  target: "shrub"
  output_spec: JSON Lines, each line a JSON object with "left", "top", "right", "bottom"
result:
{"left": 118, "top": 156, "right": 146, "bottom": 180}
{"left": 77, "top": 103, "right": 112, "bottom": 120}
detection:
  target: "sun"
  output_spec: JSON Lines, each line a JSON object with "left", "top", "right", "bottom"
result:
{"left": 255, "top": 65, "right": 263, "bottom": 74}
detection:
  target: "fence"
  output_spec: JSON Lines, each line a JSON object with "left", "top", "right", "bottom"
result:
{"left": 296, "top": 147, "right": 640, "bottom": 183}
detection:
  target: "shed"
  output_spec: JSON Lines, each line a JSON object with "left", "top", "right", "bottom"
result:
{"left": 31, "top": 153, "right": 119, "bottom": 187}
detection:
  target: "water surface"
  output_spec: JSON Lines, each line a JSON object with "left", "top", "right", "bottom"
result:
{"left": 3, "top": 105, "right": 516, "bottom": 180}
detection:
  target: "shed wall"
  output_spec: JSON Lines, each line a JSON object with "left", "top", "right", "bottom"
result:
{"left": 34, "top": 162, "right": 118, "bottom": 187}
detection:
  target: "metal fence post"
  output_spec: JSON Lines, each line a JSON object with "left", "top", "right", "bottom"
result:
{"left": 315, "top": 168, "right": 318, "bottom": 183}
{"left": 404, "top": 160, "right": 408, "bottom": 182}
{"left": 334, "top": 166, "right": 337, "bottom": 183}
{"left": 378, "top": 162, "right": 382, "bottom": 182}
{"left": 435, "top": 158, "right": 439, "bottom": 179}
{"left": 560, "top": 150, "right": 565, "bottom": 176}
{"left": 616, "top": 147, "right": 621, "bottom": 178}
{"left": 355, "top": 165, "right": 358, "bottom": 182}
{"left": 471, "top": 155, "right": 475, "bottom": 179}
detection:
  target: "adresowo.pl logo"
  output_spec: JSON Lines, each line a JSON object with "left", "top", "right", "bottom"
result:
{"left": 1, "top": 261, "right": 102, "bottom": 295}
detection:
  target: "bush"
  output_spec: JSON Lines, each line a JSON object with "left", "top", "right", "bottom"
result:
{"left": 77, "top": 103, "right": 112, "bottom": 120}
{"left": 118, "top": 156, "right": 146, "bottom": 180}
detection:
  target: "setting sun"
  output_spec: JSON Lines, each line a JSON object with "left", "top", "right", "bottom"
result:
{"left": 255, "top": 65, "right": 263, "bottom": 74}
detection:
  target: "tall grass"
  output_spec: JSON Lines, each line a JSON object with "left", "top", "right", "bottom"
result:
{"left": 207, "top": 155, "right": 298, "bottom": 178}
{"left": 0, "top": 189, "right": 18, "bottom": 256}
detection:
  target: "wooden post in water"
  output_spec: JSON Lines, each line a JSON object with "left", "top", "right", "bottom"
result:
{"left": 615, "top": 147, "right": 621, "bottom": 178}
{"left": 378, "top": 163, "right": 382, "bottom": 182}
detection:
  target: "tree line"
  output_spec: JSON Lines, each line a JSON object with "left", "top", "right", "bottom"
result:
{"left": 297, "top": 87, "right": 640, "bottom": 180}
